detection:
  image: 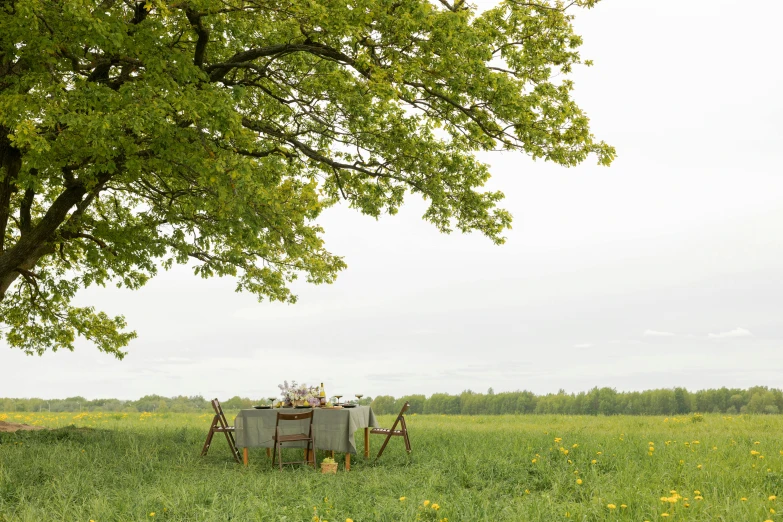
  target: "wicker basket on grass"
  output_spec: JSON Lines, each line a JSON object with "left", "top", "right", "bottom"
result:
{"left": 321, "top": 458, "right": 338, "bottom": 474}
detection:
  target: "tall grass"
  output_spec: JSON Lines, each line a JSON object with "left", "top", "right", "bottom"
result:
{"left": 2, "top": 412, "right": 782, "bottom": 521}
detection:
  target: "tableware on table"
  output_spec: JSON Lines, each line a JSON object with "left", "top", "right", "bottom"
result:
{"left": 253, "top": 405, "right": 271, "bottom": 409}
{"left": 295, "top": 405, "right": 312, "bottom": 409}
{"left": 268, "top": 397, "right": 277, "bottom": 405}
{"left": 355, "top": 394, "right": 363, "bottom": 403}
{"left": 334, "top": 395, "right": 343, "bottom": 405}
{"left": 343, "top": 404, "right": 357, "bottom": 408}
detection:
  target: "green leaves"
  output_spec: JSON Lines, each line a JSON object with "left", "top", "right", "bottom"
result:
{"left": 0, "top": 0, "right": 612, "bottom": 357}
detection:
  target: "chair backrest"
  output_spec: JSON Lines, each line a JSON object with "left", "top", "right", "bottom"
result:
{"left": 211, "top": 399, "right": 230, "bottom": 428}
{"left": 385, "top": 401, "right": 410, "bottom": 433}
{"left": 276, "top": 410, "right": 314, "bottom": 422}
{"left": 275, "top": 409, "right": 314, "bottom": 432}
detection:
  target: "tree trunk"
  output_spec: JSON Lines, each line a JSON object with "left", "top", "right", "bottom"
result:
{"left": 0, "top": 132, "right": 91, "bottom": 302}
{"left": 0, "top": 129, "right": 21, "bottom": 255}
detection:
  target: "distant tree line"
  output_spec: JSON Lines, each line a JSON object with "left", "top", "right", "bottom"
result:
{"left": 3, "top": 387, "right": 783, "bottom": 415}
{"left": 369, "top": 386, "right": 783, "bottom": 416}
{"left": 0, "top": 394, "right": 373, "bottom": 413}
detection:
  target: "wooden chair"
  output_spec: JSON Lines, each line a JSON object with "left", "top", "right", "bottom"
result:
{"left": 272, "top": 410, "right": 316, "bottom": 471}
{"left": 371, "top": 401, "right": 412, "bottom": 459}
{"left": 200, "top": 398, "right": 241, "bottom": 463}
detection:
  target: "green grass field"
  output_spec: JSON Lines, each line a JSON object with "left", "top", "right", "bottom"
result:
{"left": 2, "top": 412, "right": 783, "bottom": 521}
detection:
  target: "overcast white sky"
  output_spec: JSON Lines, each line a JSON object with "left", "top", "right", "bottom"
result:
{"left": 2, "top": 0, "right": 783, "bottom": 401}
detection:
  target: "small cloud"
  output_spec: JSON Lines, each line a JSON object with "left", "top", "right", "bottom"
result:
{"left": 643, "top": 329, "right": 675, "bottom": 337}
{"left": 708, "top": 327, "right": 752, "bottom": 339}
{"left": 573, "top": 343, "right": 593, "bottom": 349}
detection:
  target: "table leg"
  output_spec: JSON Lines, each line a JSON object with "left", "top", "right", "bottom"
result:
{"left": 345, "top": 453, "right": 350, "bottom": 471}
{"left": 330, "top": 450, "right": 335, "bottom": 459}
{"left": 243, "top": 447, "right": 248, "bottom": 467}
{"left": 364, "top": 427, "right": 370, "bottom": 458}
{"left": 266, "top": 448, "right": 271, "bottom": 458}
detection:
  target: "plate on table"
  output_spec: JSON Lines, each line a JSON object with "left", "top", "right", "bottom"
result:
{"left": 295, "top": 405, "right": 312, "bottom": 409}
{"left": 253, "top": 405, "right": 271, "bottom": 409}
{"left": 342, "top": 404, "right": 357, "bottom": 408}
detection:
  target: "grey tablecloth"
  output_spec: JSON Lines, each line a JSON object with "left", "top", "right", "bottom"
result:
{"left": 234, "top": 406, "right": 378, "bottom": 454}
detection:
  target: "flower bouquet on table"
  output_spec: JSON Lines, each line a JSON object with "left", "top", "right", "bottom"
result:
{"left": 278, "top": 381, "right": 320, "bottom": 408}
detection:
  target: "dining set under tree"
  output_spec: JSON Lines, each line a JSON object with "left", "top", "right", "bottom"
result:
{"left": 200, "top": 382, "right": 411, "bottom": 472}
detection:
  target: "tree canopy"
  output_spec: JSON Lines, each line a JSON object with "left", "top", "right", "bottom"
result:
{"left": 0, "top": 0, "right": 614, "bottom": 358}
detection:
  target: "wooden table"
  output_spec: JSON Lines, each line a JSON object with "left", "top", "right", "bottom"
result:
{"left": 234, "top": 406, "right": 378, "bottom": 471}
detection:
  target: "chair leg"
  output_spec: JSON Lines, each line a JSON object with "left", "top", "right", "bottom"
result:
{"left": 401, "top": 417, "right": 412, "bottom": 453}
{"left": 201, "top": 414, "right": 220, "bottom": 456}
{"left": 311, "top": 435, "right": 316, "bottom": 468}
{"left": 201, "top": 426, "right": 216, "bottom": 456}
{"left": 375, "top": 431, "right": 394, "bottom": 460}
{"left": 278, "top": 443, "right": 283, "bottom": 471}
{"left": 223, "top": 430, "right": 241, "bottom": 463}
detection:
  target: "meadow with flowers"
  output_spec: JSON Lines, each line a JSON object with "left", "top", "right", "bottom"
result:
{"left": 2, "top": 412, "right": 783, "bottom": 521}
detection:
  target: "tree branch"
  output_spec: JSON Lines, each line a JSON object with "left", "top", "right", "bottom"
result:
{"left": 185, "top": 9, "right": 210, "bottom": 67}
{"left": 20, "top": 187, "right": 34, "bottom": 234}
{"left": 208, "top": 42, "right": 362, "bottom": 82}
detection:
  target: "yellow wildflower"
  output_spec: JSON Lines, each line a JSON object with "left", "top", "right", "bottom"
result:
{"left": 694, "top": 490, "right": 701, "bottom": 495}
{"left": 149, "top": 514, "right": 155, "bottom": 518}
{"left": 741, "top": 497, "right": 748, "bottom": 501}
{"left": 697, "top": 464, "right": 702, "bottom": 469}
{"left": 424, "top": 500, "right": 430, "bottom": 507}
{"left": 756, "top": 441, "right": 761, "bottom": 445}
{"left": 661, "top": 514, "right": 669, "bottom": 518}
{"left": 591, "top": 459, "right": 597, "bottom": 464}
{"left": 554, "top": 438, "right": 562, "bottom": 443}
{"left": 620, "top": 504, "right": 627, "bottom": 508}
{"left": 347, "top": 519, "right": 354, "bottom": 522}
{"left": 576, "top": 479, "right": 583, "bottom": 485}
{"left": 572, "top": 444, "right": 578, "bottom": 448}
{"left": 399, "top": 497, "right": 406, "bottom": 501}
{"left": 531, "top": 459, "right": 537, "bottom": 463}
{"left": 607, "top": 504, "right": 616, "bottom": 509}
{"left": 432, "top": 504, "right": 440, "bottom": 510}
{"left": 771, "top": 496, "right": 778, "bottom": 501}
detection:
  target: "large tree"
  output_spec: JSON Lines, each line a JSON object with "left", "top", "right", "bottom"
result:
{"left": 0, "top": 0, "right": 614, "bottom": 357}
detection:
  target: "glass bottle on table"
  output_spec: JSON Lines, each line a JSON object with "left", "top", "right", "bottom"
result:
{"left": 320, "top": 382, "right": 326, "bottom": 406}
